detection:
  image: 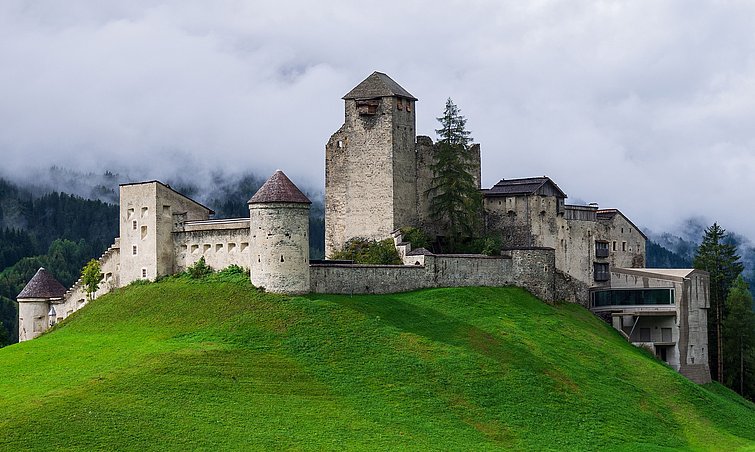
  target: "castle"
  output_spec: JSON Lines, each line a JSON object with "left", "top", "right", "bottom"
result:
{"left": 16, "top": 72, "right": 711, "bottom": 383}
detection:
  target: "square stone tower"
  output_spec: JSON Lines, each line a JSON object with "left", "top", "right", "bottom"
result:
{"left": 119, "top": 181, "right": 213, "bottom": 285}
{"left": 325, "top": 72, "right": 418, "bottom": 256}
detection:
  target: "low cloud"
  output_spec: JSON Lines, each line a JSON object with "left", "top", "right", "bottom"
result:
{"left": 1, "top": 1, "right": 754, "bottom": 239}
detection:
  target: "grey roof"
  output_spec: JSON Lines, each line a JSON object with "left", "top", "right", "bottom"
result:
{"left": 248, "top": 170, "right": 311, "bottom": 204}
{"left": 17, "top": 268, "right": 67, "bottom": 300}
{"left": 484, "top": 177, "right": 567, "bottom": 198}
{"left": 343, "top": 72, "right": 417, "bottom": 101}
{"left": 596, "top": 209, "right": 648, "bottom": 240}
{"left": 120, "top": 180, "right": 215, "bottom": 215}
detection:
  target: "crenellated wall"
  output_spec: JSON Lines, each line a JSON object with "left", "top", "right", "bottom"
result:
{"left": 173, "top": 219, "right": 250, "bottom": 273}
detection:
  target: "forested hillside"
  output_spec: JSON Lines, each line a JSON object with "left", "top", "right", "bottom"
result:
{"left": 0, "top": 172, "right": 325, "bottom": 346}
{"left": 0, "top": 178, "right": 119, "bottom": 345}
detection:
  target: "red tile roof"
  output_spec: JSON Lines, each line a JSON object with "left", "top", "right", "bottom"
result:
{"left": 248, "top": 170, "right": 311, "bottom": 204}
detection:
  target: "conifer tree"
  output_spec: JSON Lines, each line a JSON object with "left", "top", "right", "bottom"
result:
{"left": 723, "top": 276, "right": 755, "bottom": 399}
{"left": 693, "top": 223, "right": 744, "bottom": 383}
{"left": 428, "top": 98, "right": 482, "bottom": 251}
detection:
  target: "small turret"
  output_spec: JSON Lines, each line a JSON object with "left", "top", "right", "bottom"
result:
{"left": 248, "top": 170, "right": 311, "bottom": 294}
{"left": 16, "top": 267, "right": 67, "bottom": 341}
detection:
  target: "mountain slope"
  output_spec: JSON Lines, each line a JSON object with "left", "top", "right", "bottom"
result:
{"left": 0, "top": 275, "right": 753, "bottom": 450}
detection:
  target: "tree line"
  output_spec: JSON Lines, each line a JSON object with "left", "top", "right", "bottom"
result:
{"left": 0, "top": 179, "right": 119, "bottom": 346}
{"left": 694, "top": 223, "right": 755, "bottom": 400}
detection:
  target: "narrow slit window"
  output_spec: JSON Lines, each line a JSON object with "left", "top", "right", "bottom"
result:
{"left": 132, "top": 245, "right": 137, "bottom": 255}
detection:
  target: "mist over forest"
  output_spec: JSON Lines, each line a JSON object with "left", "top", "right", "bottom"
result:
{"left": 0, "top": 164, "right": 753, "bottom": 347}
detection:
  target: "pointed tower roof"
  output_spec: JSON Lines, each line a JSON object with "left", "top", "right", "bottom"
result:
{"left": 343, "top": 71, "right": 417, "bottom": 101}
{"left": 248, "top": 170, "right": 311, "bottom": 204}
{"left": 17, "top": 268, "right": 67, "bottom": 300}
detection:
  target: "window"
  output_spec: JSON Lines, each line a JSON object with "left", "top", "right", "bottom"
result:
{"left": 661, "top": 328, "right": 672, "bottom": 343}
{"left": 621, "top": 227, "right": 624, "bottom": 234}
{"left": 595, "top": 241, "right": 609, "bottom": 258}
{"left": 406, "top": 101, "right": 412, "bottom": 112}
{"left": 215, "top": 243, "right": 223, "bottom": 252}
{"left": 594, "top": 263, "right": 609, "bottom": 281}
{"left": 397, "top": 99, "right": 403, "bottom": 110}
{"left": 640, "top": 328, "right": 651, "bottom": 342}
{"left": 141, "top": 225, "right": 147, "bottom": 239}
{"left": 591, "top": 288, "right": 674, "bottom": 307}
{"left": 142, "top": 268, "right": 147, "bottom": 278}
{"left": 141, "top": 207, "right": 148, "bottom": 218}
{"left": 127, "top": 208, "right": 134, "bottom": 219}
{"left": 132, "top": 245, "right": 137, "bottom": 255}
{"left": 163, "top": 205, "right": 171, "bottom": 217}
{"left": 132, "top": 220, "right": 137, "bottom": 230}
{"left": 203, "top": 244, "right": 211, "bottom": 253}
{"left": 612, "top": 241, "right": 617, "bottom": 251}
{"left": 622, "top": 241, "right": 627, "bottom": 252}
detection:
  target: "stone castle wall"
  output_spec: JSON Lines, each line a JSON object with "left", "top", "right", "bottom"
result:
{"left": 173, "top": 219, "right": 250, "bottom": 273}
{"left": 485, "top": 195, "right": 645, "bottom": 287}
{"left": 311, "top": 248, "right": 555, "bottom": 302}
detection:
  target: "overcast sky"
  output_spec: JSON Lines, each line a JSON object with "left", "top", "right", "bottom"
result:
{"left": 1, "top": 1, "right": 754, "bottom": 240}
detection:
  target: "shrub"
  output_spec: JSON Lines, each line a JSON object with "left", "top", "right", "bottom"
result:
{"left": 400, "top": 227, "right": 431, "bottom": 250}
{"left": 186, "top": 257, "right": 213, "bottom": 279}
{"left": 206, "top": 265, "right": 250, "bottom": 284}
{"left": 331, "top": 238, "right": 402, "bottom": 265}
{"left": 453, "top": 235, "right": 502, "bottom": 256}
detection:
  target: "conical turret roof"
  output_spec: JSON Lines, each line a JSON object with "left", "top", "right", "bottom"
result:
{"left": 343, "top": 71, "right": 417, "bottom": 101}
{"left": 248, "top": 170, "right": 311, "bottom": 204}
{"left": 17, "top": 267, "right": 67, "bottom": 299}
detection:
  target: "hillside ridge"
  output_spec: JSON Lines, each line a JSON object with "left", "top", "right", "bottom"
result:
{"left": 0, "top": 277, "right": 753, "bottom": 450}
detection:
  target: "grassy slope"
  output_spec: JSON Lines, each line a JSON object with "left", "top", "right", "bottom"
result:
{"left": 0, "top": 274, "right": 753, "bottom": 451}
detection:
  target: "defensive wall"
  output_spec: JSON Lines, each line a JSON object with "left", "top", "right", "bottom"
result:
{"left": 310, "top": 248, "right": 556, "bottom": 302}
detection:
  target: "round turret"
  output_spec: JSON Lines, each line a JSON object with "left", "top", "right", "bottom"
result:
{"left": 16, "top": 267, "right": 67, "bottom": 341}
{"left": 248, "top": 170, "right": 311, "bottom": 294}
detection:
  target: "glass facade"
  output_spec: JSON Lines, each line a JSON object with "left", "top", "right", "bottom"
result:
{"left": 592, "top": 288, "right": 674, "bottom": 307}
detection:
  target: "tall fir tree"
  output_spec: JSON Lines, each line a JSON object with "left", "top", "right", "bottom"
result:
{"left": 428, "top": 98, "right": 482, "bottom": 251}
{"left": 693, "top": 223, "right": 744, "bottom": 383}
{"left": 723, "top": 276, "right": 755, "bottom": 399}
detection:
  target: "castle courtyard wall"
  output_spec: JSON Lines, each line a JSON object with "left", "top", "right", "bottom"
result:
{"left": 173, "top": 219, "right": 250, "bottom": 273}
{"left": 310, "top": 249, "right": 555, "bottom": 302}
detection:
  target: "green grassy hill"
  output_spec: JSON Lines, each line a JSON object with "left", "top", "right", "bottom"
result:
{"left": 1, "top": 272, "right": 754, "bottom": 451}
